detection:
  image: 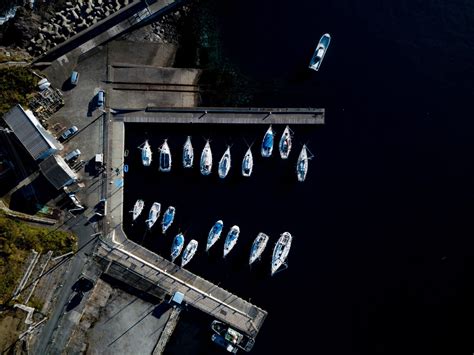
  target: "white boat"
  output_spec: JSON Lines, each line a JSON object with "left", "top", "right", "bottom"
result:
{"left": 309, "top": 33, "right": 331, "bottom": 71}
{"left": 296, "top": 145, "right": 312, "bottom": 182}
{"left": 159, "top": 139, "right": 171, "bottom": 172}
{"left": 200, "top": 140, "right": 213, "bottom": 175}
{"left": 171, "top": 233, "right": 185, "bottom": 262}
{"left": 241, "top": 147, "right": 253, "bottom": 177}
{"left": 161, "top": 206, "right": 176, "bottom": 233}
{"left": 183, "top": 136, "right": 194, "bottom": 168}
{"left": 261, "top": 125, "right": 274, "bottom": 157}
{"left": 140, "top": 140, "right": 152, "bottom": 166}
{"left": 146, "top": 202, "right": 161, "bottom": 230}
{"left": 218, "top": 146, "right": 231, "bottom": 179}
{"left": 181, "top": 239, "right": 198, "bottom": 267}
{"left": 223, "top": 225, "right": 240, "bottom": 258}
{"left": 279, "top": 125, "right": 292, "bottom": 159}
{"left": 130, "top": 199, "right": 144, "bottom": 221}
{"left": 249, "top": 232, "right": 269, "bottom": 265}
{"left": 206, "top": 220, "right": 224, "bottom": 252}
{"left": 271, "top": 232, "right": 292, "bottom": 275}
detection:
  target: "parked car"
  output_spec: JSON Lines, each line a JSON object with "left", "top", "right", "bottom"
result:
{"left": 65, "top": 149, "right": 81, "bottom": 163}
{"left": 97, "top": 90, "right": 105, "bottom": 108}
{"left": 70, "top": 71, "right": 79, "bottom": 86}
{"left": 59, "top": 126, "right": 78, "bottom": 141}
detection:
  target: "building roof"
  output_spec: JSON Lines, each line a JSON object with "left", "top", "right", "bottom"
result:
{"left": 3, "top": 104, "right": 62, "bottom": 160}
{"left": 39, "top": 154, "right": 77, "bottom": 189}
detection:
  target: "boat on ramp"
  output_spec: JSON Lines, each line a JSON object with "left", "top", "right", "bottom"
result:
{"left": 183, "top": 136, "right": 194, "bottom": 168}
{"left": 159, "top": 139, "right": 171, "bottom": 172}
{"left": 130, "top": 199, "right": 144, "bottom": 221}
{"left": 223, "top": 225, "right": 240, "bottom": 258}
{"left": 181, "top": 239, "right": 198, "bottom": 267}
{"left": 261, "top": 125, "right": 274, "bottom": 157}
{"left": 249, "top": 232, "right": 269, "bottom": 265}
{"left": 171, "top": 233, "right": 185, "bottom": 262}
{"left": 271, "top": 232, "right": 292, "bottom": 275}
{"left": 218, "top": 146, "right": 231, "bottom": 179}
{"left": 146, "top": 202, "right": 161, "bottom": 230}
{"left": 161, "top": 206, "right": 176, "bottom": 233}
{"left": 200, "top": 140, "right": 213, "bottom": 175}
{"left": 206, "top": 220, "right": 224, "bottom": 252}
{"left": 296, "top": 145, "right": 313, "bottom": 182}
{"left": 309, "top": 33, "right": 331, "bottom": 71}
{"left": 140, "top": 140, "right": 152, "bottom": 166}
{"left": 241, "top": 147, "right": 253, "bottom": 177}
{"left": 279, "top": 125, "right": 293, "bottom": 159}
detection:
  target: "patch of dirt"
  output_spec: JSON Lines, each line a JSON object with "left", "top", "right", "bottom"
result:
{"left": 0, "top": 310, "right": 27, "bottom": 353}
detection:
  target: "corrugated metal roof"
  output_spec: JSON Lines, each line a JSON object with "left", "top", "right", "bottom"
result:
{"left": 3, "top": 104, "right": 62, "bottom": 160}
{"left": 39, "top": 154, "right": 77, "bottom": 189}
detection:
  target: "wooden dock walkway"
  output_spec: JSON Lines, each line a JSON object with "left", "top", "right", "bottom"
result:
{"left": 95, "top": 238, "right": 267, "bottom": 338}
{"left": 120, "top": 107, "right": 324, "bottom": 124}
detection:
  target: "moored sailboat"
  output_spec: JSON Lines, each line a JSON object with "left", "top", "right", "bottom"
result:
{"left": 171, "top": 233, "right": 185, "bottom": 262}
{"left": 140, "top": 140, "right": 152, "bottom": 166}
{"left": 249, "top": 232, "right": 269, "bottom": 265}
{"left": 271, "top": 232, "right": 292, "bottom": 275}
{"left": 200, "top": 140, "right": 213, "bottom": 175}
{"left": 261, "top": 125, "right": 274, "bottom": 157}
{"left": 218, "top": 146, "right": 231, "bottom": 179}
{"left": 161, "top": 206, "right": 176, "bottom": 233}
{"left": 241, "top": 147, "right": 253, "bottom": 177}
{"left": 131, "top": 199, "right": 144, "bottom": 221}
{"left": 159, "top": 139, "right": 172, "bottom": 172}
{"left": 279, "top": 125, "right": 292, "bottom": 159}
{"left": 146, "top": 202, "right": 161, "bottom": 230}
{"left": 183, "top": 136, "right": 194, "bottom": 168}
{"left": 223, "top": 225, "right": 240, "bottom": 258}
{"left": 206, "top": 220, "right": 224, "bottom": 252}
{"left": 181, "top": 239, "right": 198, "bottom": 267}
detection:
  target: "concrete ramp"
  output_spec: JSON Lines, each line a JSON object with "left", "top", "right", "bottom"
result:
{"left": 107, "top": 41, "right": 177, "bottom": 67}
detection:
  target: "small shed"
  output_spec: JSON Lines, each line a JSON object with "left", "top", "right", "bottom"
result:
{"left": 39, "top": 154, "right": 78, "bottom": 189}
{"left": 169, "top": 291, "right": 184, "bottom": 306}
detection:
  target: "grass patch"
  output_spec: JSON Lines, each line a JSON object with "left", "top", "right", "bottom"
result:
{"left": 0, "top": 67, "right": 37, "bottom": 115}
{"left": 0, "top": 213, "right": 77, "bottom": 304}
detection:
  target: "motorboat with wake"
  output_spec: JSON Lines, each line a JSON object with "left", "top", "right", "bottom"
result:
{"left": 161, "top": 206, "right": 175, "bottom": 233}
{"left": 297, "top": 145, "right": 313, "bottom": 182}
{"left": 146, "top": 202, "right": 161, "bottom": 230}
{"left": 183, "top": 136, "right": 194, "bottom": 168}
{"left": 261, "top": 125, "right": 274, "bottom": 157}
{"left": 130, "top": 199, "right": 144, "bottom": 221}
{"left": 200, "top": 140, "right": 212, "bottom": 175}
{"left": 181, "top": 239, "right": 198, "bottom": 267}
{"left": 279, "top": 125, "right": 292, "bottom": 159}
{"left": 170, "top": 233, "right": 185, "bottom": 262}
{"left": 249, "top": 232, "right": 269, "bottom": 265}
{"left": 271, "top": 232, "right": 292, "bottom": 275}
{"left": 211, "top": 320, "right": 255, "bottom": 352}
{"left": 241, "top": 147, "right": 253, "bottom": 177}
{"left": 309, "top": 33, "right": 331, "bottom": 71}
{"left": 223, "top": 225, "right": 240, "bottom": 258}
{"left": 159, "top": 139, "right": 171, "bottom": 172}
{"left": 206, "top": 220, "right": 224, "bottom": 252}
{"left": 218, "top": 146, "right": 231, "bottom": 179}
{"left": 139, "top": 140, "right": 152, "bottom": 166}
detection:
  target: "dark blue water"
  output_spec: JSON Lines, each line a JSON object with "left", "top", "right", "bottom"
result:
{"left": 124, "top": 1, "right": 474, "bottom": 354}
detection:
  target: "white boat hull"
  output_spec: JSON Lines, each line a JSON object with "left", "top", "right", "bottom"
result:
{"left": 171, "top": 233, "right": 185, "bottom": 262}
{"left": 181, "top": 239, "right": 198, "bottom": 267}
{"left": 242, "top": 148, "right": 253, "bottom": 177}
{"left": 146, "top": 202, "right": 161, "bottom": 230}
{"left": 271, "top": 232, "right": 292, "bottom": 275}
{"left": 200, "top": 141, "right": 213, "bottom": 175}
{"left": 183, "top": 136, "right": 194, "bottom": 168}
{"left": 161, "top": 206, "right": 176, "bottom": 233}
{"left": 159, "top": 140, "right": 172, "bottom": 172}
{"left": 297, "top": 145, "right": 309, "bottom": 182}
{"left": 223, "top": 226, "right": 240, "bottom": 258}
{"left": 309, "top": 33, "right": 331, "bottom": 71}
{"left": 261, "top": 126, "right": 274, "bottom": 157}
{"left": 279, "top": 126, "right": 292, "bottom": 159}
{"left": 131, "top": 199, "right": 144, "bottom": 221}
{"left": 249, "top": 233, "right": 269, "bottom": 265}
{"left": 207, "top": 220, "right": 224, "bottom": 252}
{"left": 141, "top": 140, "right": 152, "bottom": 166}
{"left": 218, "top": 147, "right": 231, "bottom": 179}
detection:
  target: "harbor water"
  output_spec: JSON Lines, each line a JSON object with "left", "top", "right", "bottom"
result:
{"left": 123, "top": 1, "right": 474, "bottom": 354}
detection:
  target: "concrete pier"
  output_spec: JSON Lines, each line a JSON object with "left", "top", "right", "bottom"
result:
{"left": 119, "top": 107, "right": 325, "bottom": 124}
